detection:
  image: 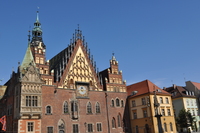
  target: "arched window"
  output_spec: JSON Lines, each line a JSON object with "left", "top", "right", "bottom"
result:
{"left": 160, "top": 97, "right": 163, "bottom": 104}
{"left": 58, "top": 119, "right": 65, "bottom": 133}
{"left": 46, "top": 105, "right": 51, "bottom": 114}
{"left": 166, "top": 97, "right": 169, "bottom": 104}
{"left": 116, "top": 98, "right": 120, "bottom": 107}
{"left": 63, "top": 101, "right": 68, "bottom": 114}
{"left": 96, "top": 102, "right": 100, "bottom": 113}
{"left": 121, "top": 100, "right": 124, "bottom": 107}
{"left": 117, "top": 114, "right": 121, "bottom": 127}
{"left": 164, "top": 123, "right": 167, "bottom": 132}
{"left": 112, "top": 118, "right": 116, "bottom": 128}
{"left": 87, "top": 102, "right": 92, "bottom": 113}
{"left": 170, "top": 122, "right": 173, "bottom": 131}
{"left": 71, "top": 101, "right": 78, "bottom": 112}
{"left": 111, "top": 100, "right": 114, "bottom": 107}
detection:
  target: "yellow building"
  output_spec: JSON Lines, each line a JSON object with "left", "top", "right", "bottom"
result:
{"left": 127, "top": 80, "right": 177, "bottom": 133}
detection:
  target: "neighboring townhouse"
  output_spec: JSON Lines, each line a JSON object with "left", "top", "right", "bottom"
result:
{"left": 165, "top": 84, "right": 200, "bottom": 132}
{"left": 127, "top": 80, "right": 176, "bottom": 133}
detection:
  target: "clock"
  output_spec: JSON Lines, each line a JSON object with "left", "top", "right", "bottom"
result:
{"left": 76, "top": 82, "right": 89, "bottom": 98}
{"left": 78, "top": 86, "right": 87, "bottom": 95}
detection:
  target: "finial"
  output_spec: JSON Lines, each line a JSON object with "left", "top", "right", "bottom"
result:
{"left": 28, "top": 29, "right": 31, "bottom": 42}
{"left": 36, "top": 7, "right": 40, "bottom": 22}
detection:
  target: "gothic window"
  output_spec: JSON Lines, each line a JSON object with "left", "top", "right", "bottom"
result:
{"left": 47, "top": 127, "right": 53, "bottom": 133}
{"left": 96, "top": 102, "right": 100, "bottom": 113}
{"left": 27, "top": 122, "right": 34, "bottom": 132}
{"left": 73, "top": 124, "right": 79, "bottom": 133}
{"left": 63, "top": 101, "right": 68, "bottom": 114}
{"left": 116, "top": 98, "right": 120, "bottom": 107}
{"left": 71, "top": 101, "right": 78, "bottom": 112}
{"left": 87, "top": 102, "right": 92, "bottom": 114}
{"left": 87, "top": 124, "right": 93, "bottom": 132}
{"left": 111, "top": 100, "right": 114, "bottom": 107}
{"left": 164, "top": 123, "right": 167, "bottom": 132}
{"left": 58, "top": 119, "right": 65, "bottom": 133}
{"left": 112, "top": 118, "right": 116, "bottom": 128}
{"left": 97, "top": 123, "right": 102, "bottom": 132}
{"left": 166, "top": 97, "right": 169, "bottom": 104}
{"left": 46, "top": 106, "right": 52, "bottom": 114}
{"left": 117, "top": 114, "right": 121, "bottom": 127}
{"left": 121, "top": 100, "right": 124, "bottom": 107}
{"left": 170, "top": 122, "right": 173, "bottom": 131}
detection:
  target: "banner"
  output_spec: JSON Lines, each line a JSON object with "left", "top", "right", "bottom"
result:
{"left": 0, "top": 115, "right": 6, "bottom": 131}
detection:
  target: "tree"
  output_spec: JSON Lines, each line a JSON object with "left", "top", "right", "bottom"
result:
{"left": 176, "top": 109, "right": 195, "bottom": 132}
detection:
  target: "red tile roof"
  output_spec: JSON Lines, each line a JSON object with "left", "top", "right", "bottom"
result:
{"left": 191, "top": 81, "right": 200, "bottom": 90}
{"left": 127, "top": 80, "right": 170, "bottom": 97}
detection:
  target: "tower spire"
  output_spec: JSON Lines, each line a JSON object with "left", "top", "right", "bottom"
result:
{"left": 31, "top": 10, "right": 43, "bottom": 43}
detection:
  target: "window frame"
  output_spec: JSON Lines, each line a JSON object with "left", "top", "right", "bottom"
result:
{"left": 97, "top": 123, "right": 102, "bottom": 132}
{"left": 87, "top": 102, "right": 92, "bottom": 114}
{"left": 27, "top": 122, "right": 34, "bottom": 132}
{"left": 73, "top": 124, "right": 79, "bottom": 133}
{"left": 87, "top": 123, "right": 93, "bottom": 132}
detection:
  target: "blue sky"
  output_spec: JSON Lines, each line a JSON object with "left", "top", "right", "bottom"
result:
{"left": 0, "top": 1, "right": 200, "bottom": 88}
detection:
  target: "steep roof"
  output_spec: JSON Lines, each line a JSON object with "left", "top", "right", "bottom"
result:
{"left": 20, "top": 44, "right": 35, "bottom": 72}
{"left": 165, "top": 85, "right": 196, "bottom": 99}
{"left": 190, "top": 81, "right": 200, "bottom": 90}
{"left": 127, "top": 80, "right": 170, "bottom": 97}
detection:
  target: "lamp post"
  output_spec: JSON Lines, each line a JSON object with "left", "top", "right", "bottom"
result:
{"left": 153, "top": 91, "right": 163, "bottom": 133}
{"left": 194, "top": 119, "right": 197, "bottom": 132}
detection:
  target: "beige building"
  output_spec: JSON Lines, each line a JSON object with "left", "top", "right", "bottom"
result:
{"left": 127, "top": 80, "right": 177, "bottom": 133}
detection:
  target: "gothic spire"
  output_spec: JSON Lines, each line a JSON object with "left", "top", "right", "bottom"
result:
{"left": 31, "top": 11, "right": 43, "bottom": 43}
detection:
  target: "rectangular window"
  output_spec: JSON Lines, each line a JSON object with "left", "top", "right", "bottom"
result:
{"left": 97, "top": 123, "right": 102, "bottom": 132}
{"left": 47, "top": 126, "right": 53, "bottom": 133}
{"left": 143, "top": 110, "right": 147, "bottom": 118}
{"left": 162, "top": 109, "right": 165, "bottom": 116}
{"left": 133, "top": 112, "right": 137, "bottom": 119}
{"left": 27, "top": 122, "right": 34, "bottom": 132}
{"left": 73, "top": 124, "right": 79, "bottom": 133}
{"left": 36, "top": 57, "right": 39, "bottom": 63}
{"left": 166, "top": 97, "right": 169, "bottom": 104}
{"left": 88, "top": 124, "right": 93, "bottom": 132}
{"left": 167, "top": 109, "right": 171, "bottom": 116}
{"left": 16, "top": 96, "right": 18, "bottom": 108}
{"left": 132, "top": 100, "right": 136, "bottom": 107}
{"left": 142, "top": 98, "right": 146, "bottom": 105}
{"left": 26, "top": 96, "right": 38, "bottom": 107}
{"left": 32, "top": 96, "right": 38, "bottom": 106}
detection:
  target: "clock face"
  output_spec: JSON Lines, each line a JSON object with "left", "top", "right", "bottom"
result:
{"left": 78, "top": 86, "right": 87, "bottom": 95}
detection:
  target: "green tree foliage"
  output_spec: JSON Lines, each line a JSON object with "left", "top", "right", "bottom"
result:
{"left": 176, "top": 109, "right": 195, "bottom": 131}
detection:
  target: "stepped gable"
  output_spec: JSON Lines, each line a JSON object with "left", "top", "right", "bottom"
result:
{"left": 127, "top": 80, "right": 170, "bottom": 97}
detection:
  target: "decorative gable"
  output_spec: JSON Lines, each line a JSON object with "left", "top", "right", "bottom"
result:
{"left": 62, "top": 46, "right": 99, "bottom": 90}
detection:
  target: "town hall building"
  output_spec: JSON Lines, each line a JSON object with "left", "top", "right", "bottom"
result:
{"left": 0, "top": 12, "right": 127, "bottom": 133}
